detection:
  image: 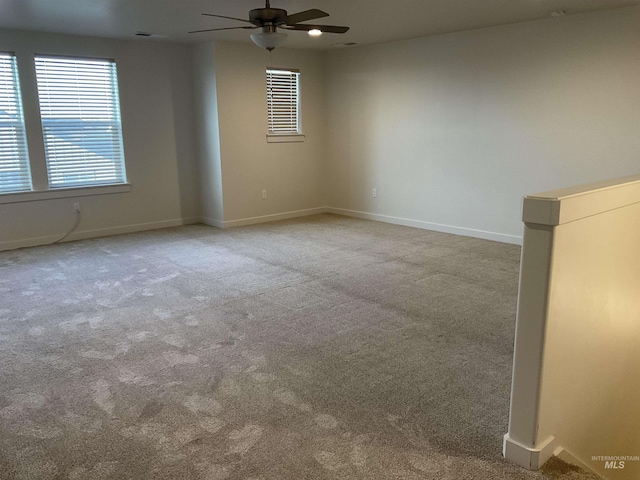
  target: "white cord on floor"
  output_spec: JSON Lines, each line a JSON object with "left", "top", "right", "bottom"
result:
{"left": 53, "top": 210, "right": 82, "bottom": 244}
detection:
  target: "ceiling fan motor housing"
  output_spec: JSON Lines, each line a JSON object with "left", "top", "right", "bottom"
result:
{"left": 249, "top": 8, "right": 288, "bottom": 26}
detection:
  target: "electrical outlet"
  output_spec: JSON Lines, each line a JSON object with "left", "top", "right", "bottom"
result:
{"left": 372, "top": 188, "right": 377, "bottom": 198}
{"left": 262, "top": 189, "right": 267, "bottom": 200}
{"left": 73, "top": 202, "right": 81, "bottom": 213}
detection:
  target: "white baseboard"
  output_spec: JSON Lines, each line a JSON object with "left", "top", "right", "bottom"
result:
{"left": 220, "top": 207, "right": 328, "bottom": 228}
{"left": 200, "top": 216, "right": 225, "bottom": 228}
{"left": 1, "top": 234, "right": 63, "bottom": 252}
{"left": 181, "top": 216, "right": 201, "bottom": 225}
{"left": 0, "top": 218, "right": 191, "bottom": 252}
{"left": 200, "top": 207, "right": 523, "bottom": 247}
{"left": 503, "top": 434, "right": 556, "bottom": 470}
{"left": 327, "top": 207, "right": 523, "bottom": 245}
{"left": 1, "top": 207, "right": 522, "bottom": 251}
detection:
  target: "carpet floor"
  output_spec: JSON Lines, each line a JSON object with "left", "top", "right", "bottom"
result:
{"left": 0, "top": 214, "right": 599, "bottom": 479}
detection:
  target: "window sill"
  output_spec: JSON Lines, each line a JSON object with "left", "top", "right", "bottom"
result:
{"left": 267, "top": 134, "right": 305, "bottom": 143}
{"left": 0, "top": 183, "right": 131, "bottom": 205}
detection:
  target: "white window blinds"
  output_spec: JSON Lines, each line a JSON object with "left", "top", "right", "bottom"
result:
{"left": 35, "top": 55, "right": 126, "bottom": 188}
{"left": 0, "top": 52, "right": 31, "bottom": 193}
{"left": 267, "top": 68, "right": 300, "bottom": 134}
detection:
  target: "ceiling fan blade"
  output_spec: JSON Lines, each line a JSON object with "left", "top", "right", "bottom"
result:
{"left": 285, "top": 24, "right": 349, "bottom": 34}
{"left": 285, "top": 9, "right": 329, "bottom": 25}
{"left": 201, "top": 13, "right": 252, "bottom": 24}
{"left": 189, "top": 26, "right": 257, "bottom": 34}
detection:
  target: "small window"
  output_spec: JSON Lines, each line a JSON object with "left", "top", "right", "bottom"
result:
{"left": 35, "top": 55, "right": 127, "bottom": 188}
{"left": 266, "top": 68, "right": 300, "bottom": 135}
{"left": 0, "top": 52, "right": 31, "bottom": 194}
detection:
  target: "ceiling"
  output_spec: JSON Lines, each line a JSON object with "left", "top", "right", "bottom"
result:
{"left": 0, "top": 0, "right": 637, "bottom": 50}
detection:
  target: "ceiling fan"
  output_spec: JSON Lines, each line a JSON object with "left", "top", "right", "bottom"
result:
{"left": 189, "top": 0, "right": 350, "bottom": 51}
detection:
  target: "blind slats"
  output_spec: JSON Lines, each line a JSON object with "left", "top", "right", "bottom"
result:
{"left": 35, "top": 56, "right": 126, "bottom": 188}
{"left": 0, "top": 53, "right": 32, "bottom": 193}
{"left": 267, "top": 68, "right": 300, "bottom": 135}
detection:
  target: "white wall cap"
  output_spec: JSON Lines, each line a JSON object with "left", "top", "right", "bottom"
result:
{"left": 523, "top": 173, "right": 640, "bottom": 225}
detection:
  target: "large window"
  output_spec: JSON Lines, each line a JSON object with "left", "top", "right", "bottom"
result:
{"left": 0, "top": 52, "right": 31, "bottom": 193}
{"left": 266, "top": 68, "right": 300, "bottom": 135}
{"left": 35, "top": 55, "right": 126, "bottom": 188}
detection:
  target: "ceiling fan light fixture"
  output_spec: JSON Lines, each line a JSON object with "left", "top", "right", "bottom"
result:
{"left": 251, "top": 30, "right": 288, "bottom": 51}
{"left": 308, "top": 29, "right": 322, "bottom": 37}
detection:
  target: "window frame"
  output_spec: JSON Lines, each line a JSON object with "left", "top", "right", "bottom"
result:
{"left": 266, "top": 67, "right": 305, "bottom": 143}
{"left": 0, "top": 52, "right": 132, "bottom": 204}
{"left": 34, "top": 54, "right": 128, "bottom": 189}
{"left": 0, "top": 51, "right": 32, "bottom": 194}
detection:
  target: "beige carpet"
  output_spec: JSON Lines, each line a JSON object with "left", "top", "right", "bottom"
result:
{"left": 0, "top": 214, "right": 599, "bottom": 479}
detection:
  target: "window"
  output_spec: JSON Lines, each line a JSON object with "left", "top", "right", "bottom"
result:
{"left": 0, "top": 52, "right": 31, "bottom": 193}
{"left": 266, "top": 68, "right": 301, "bottom": 136}
{"left": 35, "top": 55, "right": 126, "bottom": 188}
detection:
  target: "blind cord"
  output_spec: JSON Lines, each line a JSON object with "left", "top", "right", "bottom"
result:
{"left": 53, "top": 210, "right": 81, "bottom": 244}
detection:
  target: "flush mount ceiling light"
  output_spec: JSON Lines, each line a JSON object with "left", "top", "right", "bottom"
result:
{"left": 189, "top": 0, "right": 349, "bottom": 51}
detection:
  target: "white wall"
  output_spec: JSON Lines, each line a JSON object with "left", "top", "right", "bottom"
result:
{"left": 505, "top": 175, "right": 640, "bottom": 479}
{"left": 0, "top": 29, "right": 199, "bottom": 250}
{"left": 4, "top": 6, "right": 640, "bottom": 248}
{"left": 324, "top": 6, "right": 640, "bottom": 243}
{"left": 195, "top": 41, "right": 327, "bottom": 225}
{"left": 538, "top": 187, "right": 640, "bottom": 479}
